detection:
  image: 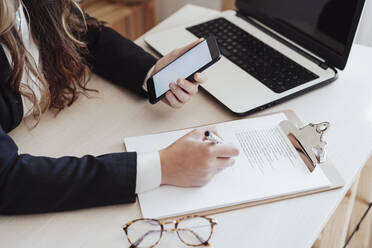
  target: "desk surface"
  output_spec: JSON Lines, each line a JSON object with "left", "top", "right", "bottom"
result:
{"left": 1, "top": 5, "right": 372, "bottom": 248}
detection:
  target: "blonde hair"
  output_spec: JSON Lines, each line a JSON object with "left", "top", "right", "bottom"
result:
{"left": 0, "top": 0, "right": 17, "bottom": 35}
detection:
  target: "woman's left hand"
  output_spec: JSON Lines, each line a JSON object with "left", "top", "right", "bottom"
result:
{"left": 151, "top": 39, "right": 208, "bottom": 109}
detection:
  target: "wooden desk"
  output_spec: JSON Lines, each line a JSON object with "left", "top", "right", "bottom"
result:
{"left": 1, "top": 5, "right": 372, "bottom": 248}
{"left": 81, "top": 0, "right": 157, "bottom": 40}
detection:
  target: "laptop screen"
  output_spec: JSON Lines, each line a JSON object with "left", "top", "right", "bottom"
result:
{"left": 236, "top": 0, "right": 365, "bottom": 69}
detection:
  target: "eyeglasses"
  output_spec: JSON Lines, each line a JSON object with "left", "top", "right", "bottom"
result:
{"left": 122, "top": 215, "right": 217, "bottom": 248}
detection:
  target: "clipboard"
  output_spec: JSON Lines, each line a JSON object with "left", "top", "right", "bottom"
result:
{"left": 156, "top": 110, "right": 345, "bottom": 220}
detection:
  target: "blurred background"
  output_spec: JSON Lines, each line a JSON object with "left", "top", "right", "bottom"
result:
{"left": 80, "top": 0, "right": 372, "bottom": 47}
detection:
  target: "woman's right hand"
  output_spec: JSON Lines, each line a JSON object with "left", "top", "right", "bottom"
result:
{"left": 159, "top": 127, "right": 240, "bottom": 187}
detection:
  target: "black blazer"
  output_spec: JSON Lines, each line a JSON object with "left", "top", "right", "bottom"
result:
{"left": 0, "top": 20, "right": 157, "bottom": 214}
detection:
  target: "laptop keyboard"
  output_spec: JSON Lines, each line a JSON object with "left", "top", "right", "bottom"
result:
{"left": 186, "top": 17, "right": 319, "bottom": 93}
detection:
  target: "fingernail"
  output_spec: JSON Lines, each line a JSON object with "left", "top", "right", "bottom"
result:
{"left": 195, "top": 73, "right": 202, "bottom": 81}
{"left": 170, "top": 82, "right": 177, "bottom": 90}
{"left": 178, "top": 79, "right": 184, "bottom": 86}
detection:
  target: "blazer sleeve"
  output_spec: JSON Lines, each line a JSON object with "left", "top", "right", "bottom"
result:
{"left": 83, "top": 17, "right": 158, "bottom": 95}
{"left": 0, "top": 126, "right": 137, "bottom": 214}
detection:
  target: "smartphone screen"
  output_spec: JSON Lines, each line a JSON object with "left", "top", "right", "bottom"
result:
{"left": 152, "top": 40, "right": 213, "bottom": 98}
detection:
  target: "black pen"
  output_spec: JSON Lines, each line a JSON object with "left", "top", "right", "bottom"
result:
{"left": 204, "top": 131, "right": 224, "bottom": 144}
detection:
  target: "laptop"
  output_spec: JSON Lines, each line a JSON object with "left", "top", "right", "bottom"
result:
{"left": 144, "top": 0, "right": 365, "bottom": 115}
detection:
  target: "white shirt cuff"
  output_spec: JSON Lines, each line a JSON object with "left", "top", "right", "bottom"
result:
{"left": 142, "top": 66, "right": 155, "bottom": 92}
{"left": 136, "top": 152, "right": 162, "bottom": 193}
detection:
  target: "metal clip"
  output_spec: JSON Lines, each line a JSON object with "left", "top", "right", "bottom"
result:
{"left": 280, "top": 121, "right": 330, "bottom": 172}
{"left": 307, "top": 122, "right": 329, "bottom": 164}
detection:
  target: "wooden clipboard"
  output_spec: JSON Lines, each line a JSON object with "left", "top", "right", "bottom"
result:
{"left": 158, "top": 110, "right": 345, "bottom": 220}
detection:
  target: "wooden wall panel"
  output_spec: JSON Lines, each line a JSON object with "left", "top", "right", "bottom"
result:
{"left": 221, "top": 0, "right": 236, "bottom": 10}
{"left": 81, "top": 0, "right": 157, "bottom": 40}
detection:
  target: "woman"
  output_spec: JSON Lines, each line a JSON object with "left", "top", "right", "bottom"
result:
{"left": 0, "top": 0, "right": 239, "bottom": 214}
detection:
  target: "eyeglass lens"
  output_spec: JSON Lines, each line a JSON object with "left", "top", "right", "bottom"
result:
{"left": 127, "top": 219, "right": 162, "bottom": 248}
{"left": 177, "top": 217, "right": 212, "bottom": 246}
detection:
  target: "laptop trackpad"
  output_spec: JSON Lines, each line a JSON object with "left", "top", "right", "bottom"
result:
{"left": 145, "top": 28, "right": 198, "bottom": 55}
{"left": 203, "top": 57, "right": 274, "bottom": 113}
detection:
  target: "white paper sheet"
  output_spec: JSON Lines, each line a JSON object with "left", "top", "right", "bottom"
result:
{"left": 125, "top": 113, "right": 331, "bottom": 219}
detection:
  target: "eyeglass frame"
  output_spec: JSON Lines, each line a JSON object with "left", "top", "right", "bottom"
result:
{"left": 122, "top": 215, "right": 218, "bottom": 248}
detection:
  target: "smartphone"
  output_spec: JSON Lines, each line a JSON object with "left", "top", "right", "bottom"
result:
{"left": 147, "top": 36, "right": 221, "bottom": 104}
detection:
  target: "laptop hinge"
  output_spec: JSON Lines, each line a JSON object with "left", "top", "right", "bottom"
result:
{"left": 236, "top": 11, "right": 330, "bottom": 70}
{"left": 318, "top": 62, "right": 329, "bottom": 70}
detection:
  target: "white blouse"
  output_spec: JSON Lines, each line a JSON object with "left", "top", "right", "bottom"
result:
{"left": 1, "top": 4, "right": 42, "bottom": 117}
{"left": 0, "top": 4, "right": 161, "bottom": 194}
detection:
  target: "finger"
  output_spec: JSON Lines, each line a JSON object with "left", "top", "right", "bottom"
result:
{"left": 208, "top": 143, "right": 240, "bottom": 158}
{"left": 175, "top": 38, "right": 204, "bottom": 57}
{"left": 214, "top": 157, "right": 236, "bottom": 169}
{"left": 194, "top": 73, "right": 207, "bottom": 84}
{"left": 170, "top": 82, "right": 191, "bottom": 103}
{"left": 161, "top": 97, "right": 171, "bottom": 106}
{"left": 165, "top": 91, "right": 183, "bottom": 109}
{"left": 177, "top": 79, "right": 198, "bottom": 95}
